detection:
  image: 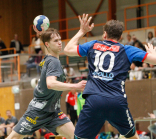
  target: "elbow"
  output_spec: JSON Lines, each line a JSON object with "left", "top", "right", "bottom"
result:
{"left": 47, "top": 81, "right": 55, "bottom": 89}
{"left": 47, "top": 84, "right": 51, "bottom": 89}
{"left": 64, "top": 46, "right": 69, "bottom": 55}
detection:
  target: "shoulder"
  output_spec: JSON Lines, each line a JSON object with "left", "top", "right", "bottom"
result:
{"left": 122, "top": 44, "right": 134, "bottom": 49}
{"left": 12, "top": 116, "right": 17, "bottom": 120}
{"left": 46, "top": 56, "right": 59, "bottom": 64}
{"left": 80, "top": 40, "right": 97, "bottom": 47}
{"left": 11, "top": 40, "right": 15, "bottom": 43}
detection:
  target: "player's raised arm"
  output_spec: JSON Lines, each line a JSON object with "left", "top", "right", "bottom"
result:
{"left": 64, "top": 14, "right": 94, "bottom": 56}
{"left": 144, "top": 43, "right": 156, "bottom": 65}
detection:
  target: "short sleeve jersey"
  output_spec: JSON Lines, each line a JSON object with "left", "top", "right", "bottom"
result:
{"left": 30, "top": 55, "right": 66, "bottom": 112}
{"left": 5, "top": 116, "right": 18, "bottom": 125}
{"left": 0, "top": 117, "right": 5, "bottom": 125}
{"left": 77, "top": 40, "right": 148, "bottom": 98}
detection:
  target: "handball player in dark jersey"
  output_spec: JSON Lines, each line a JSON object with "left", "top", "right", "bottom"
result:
{"left": 64, "top": 14, "right": 156, "bottom": 139}
{"left": 6, "top": 28, "right": 86, "bottom": 139}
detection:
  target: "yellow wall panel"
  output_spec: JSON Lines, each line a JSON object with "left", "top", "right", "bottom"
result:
{"left": 0, "top": 87, "right": 15, "bottom": 119}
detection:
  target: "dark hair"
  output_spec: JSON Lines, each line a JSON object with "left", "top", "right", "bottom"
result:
{"left": 41, "top": 28, "right": 60, "bottom": 48}
{"left": 148, "top": 31, "right": 153, "bottom": 40}
{"left": 65, "top": 64, "right": 69, "bottom": 68}
{"left": 127, "top": 34, "right": 131, "bottom": 38}
{"left": 103, "top": 20, "right": 124, "bottom": 40}
{"left": 6, "top": 110, "right": 11, "bottom": 113}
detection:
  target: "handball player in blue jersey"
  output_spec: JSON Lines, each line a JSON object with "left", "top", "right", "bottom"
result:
{"left": 64, "top": 14, "right": 156, "bottom": 139}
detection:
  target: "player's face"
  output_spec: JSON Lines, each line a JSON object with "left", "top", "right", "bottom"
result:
{"left": 48, "top": 34, "right": 62, "bottom": 53}
{"left": 6, "top": 111, "right": 12, "bottom": 117}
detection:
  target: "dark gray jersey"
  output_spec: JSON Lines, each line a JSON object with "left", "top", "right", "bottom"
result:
{"left": 0, "top": 117, "right": 5, "bottom": 125}
{"left": 29, "top": 55, "right": 66, "bottom": 112}
{"left": 5, "top": 116, "right": 18, "bottom": 125}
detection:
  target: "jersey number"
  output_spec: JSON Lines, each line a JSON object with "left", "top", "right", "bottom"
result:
{"left": 94, "top": 50, "right": 115, "bottom": 72}
{"left": 19, "top": 127, "right": 24, "bottom": 133}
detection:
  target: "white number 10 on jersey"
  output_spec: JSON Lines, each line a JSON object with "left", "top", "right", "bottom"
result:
{"left": 94, "top": 50, "right": 115, "bottom": 72}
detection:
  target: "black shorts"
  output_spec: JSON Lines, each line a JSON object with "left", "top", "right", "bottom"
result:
{"left": 13, "top": 107, "right": 70, "bottom": 135}
{"left": 75, "top": 95, "right": 135, "bottom": 139}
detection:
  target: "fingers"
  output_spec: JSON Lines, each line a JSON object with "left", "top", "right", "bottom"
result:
{"left": 78, "top": 15, "right": 82, "bottom": 23}
{"left": 90, "top": 23, "right": 94, "bottom": 31}
{"left": 87, "top": 16, "right": 92, "bottom": 25}
{"left": 41, "top": 27, "right": 44, "bottom": 32}
{"left": 82, "top": 14, "right": 92, "bottom": 24}
{"left": 145, "top": 44, "right": 148, "bottom": 51}
{"left": 84, "top": 14, "right": 88, "bottom": 23}
{"left": 33, "top": 25, "right": 38, "bottom": 32}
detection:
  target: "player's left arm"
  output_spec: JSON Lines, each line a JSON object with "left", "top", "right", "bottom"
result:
{"left": 125, "top": 43, "right": 156, "bottom": 65}
{"left": 144, "top": 43, "right": 156, "bottom": 65}
{"left": 64, "top": 14, "right": 94, "bottom": 56}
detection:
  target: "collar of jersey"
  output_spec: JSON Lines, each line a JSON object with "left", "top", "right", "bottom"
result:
{"left": 105, "top": 39, "right": 118, "bottom": 43}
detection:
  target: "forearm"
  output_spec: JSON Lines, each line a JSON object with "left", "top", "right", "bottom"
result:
{"left": 3, "top": 124, "right": 14, "bottom": 128}
{"left": 64, "top": 30, "right": 85, "bottom": 55}
{"left": 47, "top": 80, "right": 77, "bottom": 91}
{"left": 144, "top": 54, "right": 156, "bottom": 65}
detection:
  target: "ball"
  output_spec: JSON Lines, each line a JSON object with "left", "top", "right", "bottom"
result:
{"left": 33, "top": 15, "right": 50, "bottom": 31}
{"left": 30, "top": 78, "right": 38, "bottom": 88}
{"left": 12, "top": 85, "right": 20, "bottom": 94}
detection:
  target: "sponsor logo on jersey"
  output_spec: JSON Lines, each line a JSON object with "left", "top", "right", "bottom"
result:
{"left": 93, "top": 43, "right": 120, "bottom": 52}
{"left": 55, "top": 99, "right": 61, "bottom": 110}
{"left": 39, "top": 61, "right": 45, "bottom": 67}
{"left": 92, "top": 71, "right": 114, "bottom": 81}
{"left": 58, "top": 112, "right": 63, "bottom": 116}
{"left": 29, "top": 99, "right": 47, "bottom": 109}
{"left": 26, "top": 116, "right": 39, "bottom": 125}
{"left": 59, "top": 113, "right": 66, "bottom": 119}
{"left": 21, "top": 121, "right": 32, "bottom": 131}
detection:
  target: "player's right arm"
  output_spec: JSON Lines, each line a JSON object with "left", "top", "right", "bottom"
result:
{"left": 46, "top": 60, "right": 86, "bottom": 91}
{"left": 64, "top": 14, "right": 94, "bottom": 56}
{"left": 46, "top": 76, "right": 86, "bottom": 91}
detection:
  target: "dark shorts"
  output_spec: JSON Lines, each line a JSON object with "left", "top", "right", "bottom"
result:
{"left": 75, "top": 95, "right": 135, "bottom": 139}
{"left": 13, "top": 107, "right": 70, "bottom": 135}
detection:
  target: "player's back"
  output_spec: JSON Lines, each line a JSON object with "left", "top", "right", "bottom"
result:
{"left": 77, "top": 40, "right": 147, "bottom": 98}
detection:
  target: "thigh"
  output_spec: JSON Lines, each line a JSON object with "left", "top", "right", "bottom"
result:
{"left": 75, "top": 95, "right": 107, "bottom": 139}
{"left": 56, "top": 122, "right": 75, "bottom": 139}
{"left": 44, "top": 109, "right": 71, "bottom": 135}
{"left": 107, "top": 97, "right": 135, "bottom": 137}
{"left": 6, "top": 130, "right": 24, "bottom": 139}
{"left": 14, "top": 108, "right": 52, "bottom": 135}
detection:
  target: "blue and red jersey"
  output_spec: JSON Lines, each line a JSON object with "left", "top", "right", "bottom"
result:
{"left": 77, "top": 40, "right": 148, "bottom": 98}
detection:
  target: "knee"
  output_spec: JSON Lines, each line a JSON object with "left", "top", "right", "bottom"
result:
{"left": 124, "top": 127, "right": 137, "bottom": 139}
{"left": 74, "top": 135, "right": 84, "bottom": 139}
{"left": 7, "top": 127, "right": 12, "bottom": 131}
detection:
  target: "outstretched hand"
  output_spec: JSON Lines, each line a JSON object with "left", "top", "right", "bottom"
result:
{"left": 76, "top": 80, "right": 87, "bottom": 92}
{"left": 145, "top": 43, "right": 156, "bottom": 55}
{"left": 78, "top": 14, "right": 94, "bottom": 34}
{"left": 33, "top": 25, "right": 45, "bottom": 36}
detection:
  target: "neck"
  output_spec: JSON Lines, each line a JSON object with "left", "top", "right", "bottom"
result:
{"left": 105, "top": 38, "right": 118, "bottom": 43}
{"left": 47, "top": 50, "right": 59, "bottom": 59}
{"left": 8, "top": 116, "right": 12, "bottom": 119}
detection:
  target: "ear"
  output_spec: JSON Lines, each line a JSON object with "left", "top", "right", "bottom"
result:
{"left": 103, "top": 31, "right": 107, "bottom": 40}
{"left": 45, "top": 42, "right": 49, "bottom": 48}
